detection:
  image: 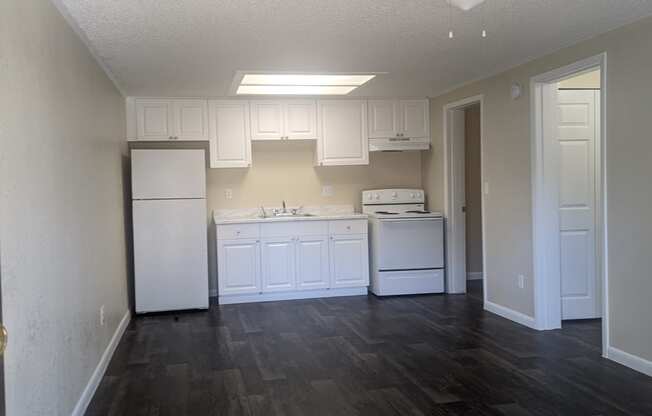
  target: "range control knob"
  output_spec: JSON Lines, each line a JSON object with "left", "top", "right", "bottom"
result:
{"left": 375, "top": 193, "right": 380, "bottom": 200}
{"left": 367, "top": 193, "right": 373, "bottom": 200}
{"left": 392, "top": 192, "right": 398, "bottom": 199}
{"left": 410, "top": 193, "right": 415, "bottom": 198}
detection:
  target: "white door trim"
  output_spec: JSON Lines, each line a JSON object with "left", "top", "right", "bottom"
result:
{"left": 530, "top": 53, "right": 608, "bottom": 354}
{"left": 443, "top": 95, "right": 486, "bottom": 301}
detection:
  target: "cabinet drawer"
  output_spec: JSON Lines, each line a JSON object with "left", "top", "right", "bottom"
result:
{"left": 261, "top": 221, "right": 328, "bottom": 238}
{"left": 329, "top": 219, "right": 367, "bottom": 235}
{"left": 217, "top": 223, "right": 260, "bottom": 240}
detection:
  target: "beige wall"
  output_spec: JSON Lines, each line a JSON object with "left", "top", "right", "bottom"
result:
{"left": 0, "top": 1, "right": 129, "bottom": 414}
{"left": 422, "top": 16, "right": 652, "bottom": 362}
{"left": 558, "top": 69, "right": 601, "bottom": 89}
{"left": 464, "top": 105, "right": 483, "bottom": 277}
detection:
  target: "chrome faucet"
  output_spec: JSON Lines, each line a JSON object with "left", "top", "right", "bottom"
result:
{"left": 282, "top": 200, "right": 287, "bottom": 213}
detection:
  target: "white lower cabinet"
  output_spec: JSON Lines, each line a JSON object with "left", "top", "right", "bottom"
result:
{"left": 216, "top": 219, "right": 368, "bottom": 303}
{"left": 296, "top": 235, "right": 330, "bottom": 290}
{"left": 217, "top": 238, "right": 261, "bottom": 295}
{"left": 329, "top": 234, "right": 370, "bottom": 288}
{"left": 261, "top": 237, "right": 296, "bottom": 292}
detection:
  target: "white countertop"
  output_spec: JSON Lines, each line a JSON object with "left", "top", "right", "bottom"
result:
{"left": 214, "top": 212, "right": 368, "bottom": 225}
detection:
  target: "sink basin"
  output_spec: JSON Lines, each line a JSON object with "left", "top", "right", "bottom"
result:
{"left": 272, "top": 212, "right": 314, "bottom": 218}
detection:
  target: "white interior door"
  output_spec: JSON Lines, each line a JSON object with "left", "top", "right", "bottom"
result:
{"left": 557, "top": 89, "right": 600, "bottom": 320}
{"left": 448, "top": 108, "right": 467, "bottom": 293}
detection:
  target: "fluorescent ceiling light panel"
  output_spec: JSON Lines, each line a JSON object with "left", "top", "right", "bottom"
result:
{"left": 449, "top": 0, "right": 486, "bottom": 11}
{"left": 235, "top": 72, "right": 376, "bottom": 95}
{"left": 237, "top": 85, "right": 357, "bottom": 95}
{"left": 241, "top": 74, "right": 375, "bottom": 86}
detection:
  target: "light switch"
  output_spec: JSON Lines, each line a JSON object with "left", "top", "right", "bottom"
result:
{"left": 322, "top": 185, "right": 334, "bottom": 197}
{"left": 225, "top": 188, "right": 233, "bottom": 200}
{"left": 483, "top": 181, "right": 490, "bottom": 195}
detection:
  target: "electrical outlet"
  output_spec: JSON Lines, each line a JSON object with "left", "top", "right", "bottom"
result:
{"left": 225, "top": 188, "right": 233, "bottom": 200}
{"left": 517, "top": 275, "right": 525, "bottom": 289}
{"left": 321, "top": 185, "right": 334, "bottom": 197}
{"left": 483, "top": 181, "right": 490, "bottom": 195}
{"left": 100, "top": 305, "right": 105, "bottom": 326}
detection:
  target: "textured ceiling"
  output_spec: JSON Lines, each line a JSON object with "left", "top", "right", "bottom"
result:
{"left": 57, "top": 0, "right": 652, "bottom": 97}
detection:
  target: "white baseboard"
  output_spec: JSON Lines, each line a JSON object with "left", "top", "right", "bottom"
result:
{"left": 606, "top": 346, "right": 652, "bottom": 377}
{"left": 467, "top": 272, "right": 483, "bottom": 280}
{"left": 219, "top": 286, "right": 367, "bottom": 305}
{"left": 72, "top": 309, "right": 131, "bottom": 416}
{"left": 484, "top": 301, "right": 538, "bottom": 330}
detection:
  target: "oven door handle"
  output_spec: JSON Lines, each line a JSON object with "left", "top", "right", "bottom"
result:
{"left": 379, "top": 218, "right": 442, "bottom": 222}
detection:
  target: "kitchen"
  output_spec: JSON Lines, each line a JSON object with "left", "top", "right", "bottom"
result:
{"left": 3, "top": 1, "right": 652, "bottom": 415}
{"left": 128, "top": 95, "right": 444, "bottom": 310}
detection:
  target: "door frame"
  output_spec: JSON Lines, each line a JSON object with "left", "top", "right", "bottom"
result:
{"left": 443, "top": 95, "right": 486, "bottom": 300}
{"left": 530, "top": 53, "right": 608, "bottom": 351}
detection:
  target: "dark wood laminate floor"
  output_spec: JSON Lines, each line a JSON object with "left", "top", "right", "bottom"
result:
{"left": 87, "top": 282, "right": 652, "bottom": 416}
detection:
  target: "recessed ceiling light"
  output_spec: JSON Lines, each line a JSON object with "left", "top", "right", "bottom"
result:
{"left": 449, "top": 0, "right": 486, "bottom": 11}
{"left": 241, "top": 74, "right": 375, "bottom": 86}
{"left": 234, "top": 72, "right": 376, "bottom": 95}
{"left": 236, "top": 85, "right": 357, "bottom": 95}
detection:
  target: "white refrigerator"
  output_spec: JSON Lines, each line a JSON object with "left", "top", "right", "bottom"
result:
{"left": 131, "top": 149, "right": 209, "bottom": 313}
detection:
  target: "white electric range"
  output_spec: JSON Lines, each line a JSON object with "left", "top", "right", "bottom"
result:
{"left": 362, "top": 189, "right": 445, "bottom": 296}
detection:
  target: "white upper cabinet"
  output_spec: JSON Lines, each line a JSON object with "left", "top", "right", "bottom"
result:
{"left": 399, "top": 99, "right": 429, "bottom": 139}
{"left": 134, "top": 99, "right": 173, "bottom": 140}
{"left": 284, "top": 100, "right": 317, "bottom": 140}
{"left": 316, "top": 100, "right": 368, "bottom": 166}
{"left": 250, "top": 99, "right": 317, "bottom": 140}
{"left": 208, "top": 100, "right": 252, "bottom": 168}
{"left": 250, "top": 100, "right": 284, "bottom": 140}
{"left": 367, "top": 99, "right": 429, "bottom": 139}
{"left": 368, "top": 100, "right": 399, "bottom": 138}
{"left": 173, "top": 99, "right": 209, "bottom": 140}
{"left": 130, "top": 98, "right": 208, "bottom": 141}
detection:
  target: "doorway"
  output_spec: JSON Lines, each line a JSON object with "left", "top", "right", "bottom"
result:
{"left": 443, "top": 95, "right": 486, "bottom": 300}
{"left": 531, "top": 54, "right": 607, "bottom": 354}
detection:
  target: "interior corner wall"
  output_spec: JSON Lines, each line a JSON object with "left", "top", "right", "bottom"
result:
{"left": 422, "top": 16, "right": 652, "bottom": 364}
{"left": 0, "top": 1, "right": 129, "bottom": 414}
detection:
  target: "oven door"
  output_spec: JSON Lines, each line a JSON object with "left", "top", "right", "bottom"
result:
{"left": 376, "top": 217, "right": 444, "bottom": 271}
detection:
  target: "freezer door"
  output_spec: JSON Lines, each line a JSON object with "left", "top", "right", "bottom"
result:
{"left": 376, "top": 218, "right": 444, "bottom": 271}
{"left": 133, "top": 199, "right": 208, "bottom": 312}
{"left": 131, "top": 149, "right": 206, "bottom": 199}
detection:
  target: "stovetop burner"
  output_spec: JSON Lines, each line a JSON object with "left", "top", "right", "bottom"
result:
{"left": 405, "top": 210, "right": 431, "bottom": 214}
{"left": 375, "top": 211, "right": 399, "bottom": 215}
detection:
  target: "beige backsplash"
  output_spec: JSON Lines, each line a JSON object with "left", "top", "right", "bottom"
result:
{"left": 206, "top": 141, "right": 422, "bottom": 213}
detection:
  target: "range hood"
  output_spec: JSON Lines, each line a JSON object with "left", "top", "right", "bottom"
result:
{"left": 369, "top": 137, "right": 430, "bottom": 152}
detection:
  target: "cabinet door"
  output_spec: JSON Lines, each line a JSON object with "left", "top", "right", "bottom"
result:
{"left": 329, "top": 234, "right": 369, "bottom": 288}
{"left": 261, "top": 237, "right": 296, "bottom": 292}
{"left": 250, "top": 100, "right": 284, "bottom": 140}
{"left": 135, "top": 99, "right": 174, "bottom": 140}
{"left": 208, "top": 100, "right": 251, "bottom": 168}
{"left": 296, "top": 235, "right": 329, "bottom": 290}
{"left": 173, "top": 99, "right": 208, "bottom": 140}
{"left": 218, "top": 239, "right": 261, "bottom": 295}
{"left": 284, "top": 100, "right": 317, "bottom": 140}
{"left": 368, "top": 100, "right": 399, "bottom": 138}
{"left": 317, "top": 100, "right": 368, "bottom": 166}
{"left": 399, "top": 99, "right": 429, "bottom": 139}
